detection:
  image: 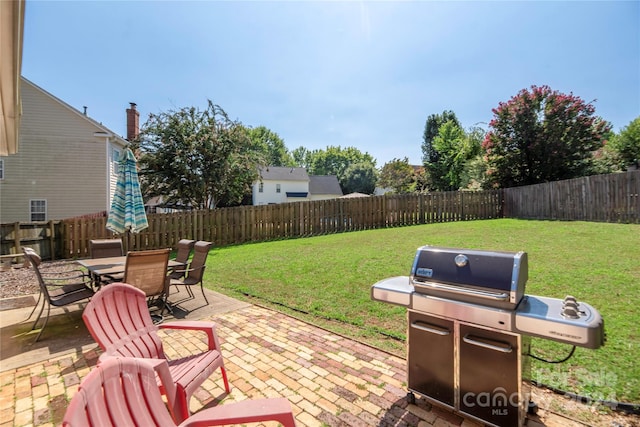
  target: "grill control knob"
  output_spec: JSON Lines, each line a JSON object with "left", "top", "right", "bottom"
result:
{"left": 564, "top": 295, "right": 578, "bottom": 306}
{"left": 564, "top": 301, "right": 579, "bottom": 311}
{"left": 561, "top": 306, "right": 581, "bottom": 319}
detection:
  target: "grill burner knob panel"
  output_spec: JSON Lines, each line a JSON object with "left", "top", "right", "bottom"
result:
{"left": 514, "top": 295, "right": 605, "bottom": 349}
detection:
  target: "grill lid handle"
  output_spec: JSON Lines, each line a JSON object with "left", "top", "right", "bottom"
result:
{"left": 413, "top": 280, "right": 510, "bottom": 301}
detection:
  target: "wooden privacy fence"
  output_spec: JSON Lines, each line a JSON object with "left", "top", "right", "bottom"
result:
{"left": 0, "top": 220, "right": 62, "bottom": 265}
{"left": 503, "top": 171, "right": 640, "bottom": 223}
{"left": 0, "top": 191, "right": 499, "bottom": 260}
{"left": 61, "top": 191, "right": 502, "bottom": 259}
{"left": 3, "top": 171, "right": 638, "bottom": 261}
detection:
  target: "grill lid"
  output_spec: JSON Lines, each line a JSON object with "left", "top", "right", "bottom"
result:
{"left": 410, "top": 246, "right": 527, "bottom": 309}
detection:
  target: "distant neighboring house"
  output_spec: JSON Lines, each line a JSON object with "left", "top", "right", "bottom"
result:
{"left": 308, "top": 175, "right": 343, "bottom": 201}
{"left": 0, "top": 77, "right": 130, "bottom": 223}
{"left": 144, "top": 195, "right": 188, "bottom": 214}
{"left": 252, "top": 166, "right": 343, "bottom": 205}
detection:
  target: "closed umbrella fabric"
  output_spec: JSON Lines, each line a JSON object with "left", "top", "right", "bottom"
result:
{"left": 107, "top": 148, "right": 148, "bottom": 234}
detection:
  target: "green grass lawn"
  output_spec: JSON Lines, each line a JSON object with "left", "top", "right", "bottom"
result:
{"left": 201, "top": 218, "right": 640, "bottom": 404}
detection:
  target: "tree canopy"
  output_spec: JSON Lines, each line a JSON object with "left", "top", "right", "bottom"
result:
{"left": 307, "top": 145, "right": 376, "bottom": 177}
{"left": 341, "top": 162, "right": 378, "bottom": 195}
{"left": 429, "top": 121, "right": 467, "bottom": 191}
{"left": 304, "top": 146, "right": 376, "bottom": 192}
{"left": 421, "top": 119, "right": 483, "bottom": 191}
{"left": 291, "top": 146, "right": 312, "bottom": 169}
{"left": 133, "top": 101, "right": 264, "bottom": 209}
{"left": 482, "top": 85, "right": 611, "bottom": 188}
{"left": 378, "top": 158, "right": 417, "bottom": 194}
{"left": 422, "top": 110, "right": 461, "bottom": 164}
{"left": 246, "top": 126, "right": 293, "bottom": 167}
{"left": 609, "top": 117, "right": 640, "bottom": 170}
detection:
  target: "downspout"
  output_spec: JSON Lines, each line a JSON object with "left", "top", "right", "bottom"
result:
{"left": 105, "top": 136, "right": 111, "bottom": 212}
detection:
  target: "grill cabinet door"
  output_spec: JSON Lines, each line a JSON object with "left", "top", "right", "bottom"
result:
{"left": 407, "top": 310, "right": 455, "bottom": 407}
{"left": 458, "top": 323, "right": 520, "bottom": 427}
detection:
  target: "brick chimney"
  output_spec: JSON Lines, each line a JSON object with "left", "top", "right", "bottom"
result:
{"left": 126, "top": 102, "right": 139, "bottom": 141}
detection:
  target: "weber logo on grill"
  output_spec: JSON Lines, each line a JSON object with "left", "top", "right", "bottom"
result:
{"left": 416, "top": 268, "right": 433, "bottom": 278}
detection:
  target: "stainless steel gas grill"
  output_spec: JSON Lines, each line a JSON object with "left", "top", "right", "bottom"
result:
{"left": 371, "top": 245, "right": 605, "bottom": 427}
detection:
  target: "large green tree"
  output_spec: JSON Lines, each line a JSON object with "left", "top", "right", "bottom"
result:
{"left": 341, "top": 162, "right": 378, "bottom": 195}
{"left": 133, "top": 101, "right": 264, "bottom": 209}
{"left": 457, "top": 125, "right": 486, "bottom": 190}
{"left": 483, "top": 85, "right": 611, "bottom": 188}
{"left": 609, "top": 117, "right": 640, "bottom": 170}
{"left": 422, "top": 110, "right": 461, "bottom": 164}
{"left": 378, "top": 158, "right": 416, "bottom": 194}
{"left": 308, "top": 146, "right": 376, "bottom": 177}
{"left": 291, "top": 146, "right": 313, "bottom": 169}
{"left": 246, "top": 126, "right": 293, "bottom": 167}
{"left": 429, "top": 121, "right": 465, "bottom": 191}
{"left": 425, "top": 121, "right": 482, "bottom": 191}
{"left": 306, "top": 146, "right": 376, "bottom": 192}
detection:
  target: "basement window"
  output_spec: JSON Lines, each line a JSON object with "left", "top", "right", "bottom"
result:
{"left": 30, "top": 200, "right": 47, "bottom": 221}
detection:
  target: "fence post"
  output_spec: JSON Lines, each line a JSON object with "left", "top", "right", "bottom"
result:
{"left": 49, "top": 220, "right": 55, "bottom": 260}
{"left": 13, "top": 222, "right": 20, "bottom": 255}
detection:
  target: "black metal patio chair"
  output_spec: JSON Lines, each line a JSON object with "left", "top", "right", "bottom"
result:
{"left": 22, "top": 247, "right": 95, "bottom": 341}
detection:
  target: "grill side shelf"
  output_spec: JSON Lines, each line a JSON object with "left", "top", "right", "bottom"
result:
{"left": 371, "top": 276, "right": 413, "bottom": 307}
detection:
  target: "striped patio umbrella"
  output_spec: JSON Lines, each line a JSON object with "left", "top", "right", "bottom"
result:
{"left": 106, "top": 148, "right": 148, "bottom": 234}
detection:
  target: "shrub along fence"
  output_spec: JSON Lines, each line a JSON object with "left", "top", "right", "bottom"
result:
{"left": 1, "top": 171, "right": 638, "bottom": 261}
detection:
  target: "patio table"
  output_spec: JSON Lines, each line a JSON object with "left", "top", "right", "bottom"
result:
{"left": 77, "top": 256, "right": 185, "bottom": 278}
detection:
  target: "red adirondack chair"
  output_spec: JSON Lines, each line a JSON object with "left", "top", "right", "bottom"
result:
{"left": 62, "top": 357, "right": 296, "bottom": 426}
{"left": 82, "top": 282, "right": 231, "bottom": 423}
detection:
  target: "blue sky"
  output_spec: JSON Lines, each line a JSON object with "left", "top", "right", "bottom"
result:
{"left": 22, "top": 1, "right": 639, "bottom": 166}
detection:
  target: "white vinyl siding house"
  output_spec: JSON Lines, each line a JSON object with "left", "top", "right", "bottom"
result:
{"left": 252, "top": 166, "right": 310, "bottom": 205}
{"left": 0, "top": 78, "right": 127, "bottom": 223}
{"left": 252, "top": 166, "right": 343, "bottom": 205}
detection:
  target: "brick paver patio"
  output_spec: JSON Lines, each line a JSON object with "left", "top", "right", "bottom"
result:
{"left": 0, "top": 303, "right": 613, "bottom": 427}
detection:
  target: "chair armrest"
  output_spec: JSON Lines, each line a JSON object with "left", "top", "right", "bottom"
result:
{"left": 98, "top": 354, "right": 174, "bottom": 397}
{"left": 180, "top": 398, "right": 295, "bottom": 427}
{"left": 171, "top": 265, "right": 203, "bottom": 275}
{"left": 42, "top": 274, "right": 93, "bottom": 287}
{"left": 139, "top": 358, "right": 178, "bottom": 421}
{"left": 98, "top": 356, "right": 180, "bottom": 423}
{"left": 41, "top": 269, "right": 87, "bottom": 279}
{"left": 160, "top": 321, "right": 221, "bottom": 351}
